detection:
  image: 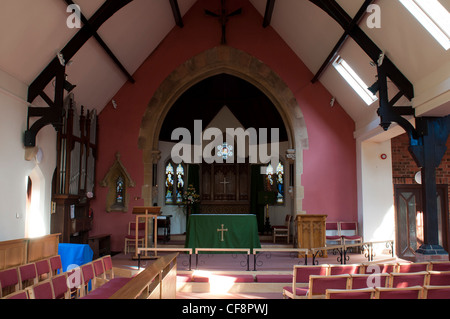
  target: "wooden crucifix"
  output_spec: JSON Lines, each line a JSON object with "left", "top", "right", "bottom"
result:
{"left": 205, "top": 0, "right": 242, "bottom": 44}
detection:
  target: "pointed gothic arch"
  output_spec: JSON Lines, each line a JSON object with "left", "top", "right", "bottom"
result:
{"left": 138, "top": 46, "right": 309, "bottom": 214}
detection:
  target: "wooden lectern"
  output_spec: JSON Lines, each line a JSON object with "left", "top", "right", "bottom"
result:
{"left": 132, "top": 206, "right": 161, "bottom": 260}
{"left": 295, "top": 214, "right": 327, "bottom": 257}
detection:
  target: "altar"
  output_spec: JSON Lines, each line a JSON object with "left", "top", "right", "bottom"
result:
{"left": 185, "top": 214, "right": 261, "bottom": 252}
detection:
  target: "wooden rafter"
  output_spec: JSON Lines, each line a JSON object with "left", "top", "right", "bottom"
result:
{"left": 169, "top": 0, "right": 184, "bottom": 27}
{"left": 263, "top": 0, "right": 276, "bottom": 28}
{"left": 63, "top": 0, "right": 135, "bottom": 84}
{"left": 312, "top": 0, "right": 373, "bottom": 83}
{"left": 310, "top": 0, "right": 414, "bottom": 101}
{"left": 27, "top": 0, "right": 133, "bottom": 104}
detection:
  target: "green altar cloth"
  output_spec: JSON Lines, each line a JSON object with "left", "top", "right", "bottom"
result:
{"left": 185, "top": 214, "right": 261, "bottom": 253}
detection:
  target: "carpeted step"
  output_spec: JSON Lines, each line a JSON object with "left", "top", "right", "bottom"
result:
{"left": 255, "top": 274, "right": 293, "bottom": 283}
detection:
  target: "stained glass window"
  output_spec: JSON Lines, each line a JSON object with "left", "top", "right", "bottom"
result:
{"left": 115, "top": 176, "right": 124, "bottom": 206}
{"left": 217, "top": 142, "right": 233, "bottom": 161}
{"left": 264, "top": 162, "right": 284, "bottom": 204}
{"left": 165, "top": 161, "right": 186, "bottom": 204}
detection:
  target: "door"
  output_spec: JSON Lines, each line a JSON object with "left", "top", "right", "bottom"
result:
{"left": 394, "top": 185, "right": 449, "bottom": 261}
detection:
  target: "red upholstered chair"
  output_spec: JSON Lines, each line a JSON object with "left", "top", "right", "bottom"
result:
{"left": 350, "top": 273, "right": 390, "bottom": 289}
{"left": 49, "top": 255, "right": 63, "bottom": 275}
{"left": 18, "top": 263, "right": 38, "bottom": 289}
{"left": 283, "top": 265, "right": 329, "bottom": 299}
{"left": 389, "top": 271, "right": 429, "bottom": 288}
{"left": 92, "top": 258, "right": 108, "bottom": 288}
{"left": 272, "top": 214, "right": 291, "bottom": 243}
{"left": 2, "top": 289, "right": 29, "bottom": 299}
{"left": 396, "top": 262, "right": 430, "bottom": 273}
{"left": 326, "top": 288, "right": 375, "bottom": 299}
{"left": 329, "top": 264, "right": 361, "bottom": 275}
{"left": 374, "top": 286, "right": 423, "bottom": 299}
{"left": 29, "top": 280, "right": 54, "bottom": 299}
{"left": 102, "top": 255, "right": 115, "bottom": 280}
{"left": 66, "top": 267, "right": 82, "bottom": 299}
{"left": 428, "top": 271, "right": 450, "bottom": 286}
{"left": 0, "top": 267, "right": 20, "bottom": 298}
{"left": 307, "top": 274, "right": 351, "bottom": 299}
{"left": 430, "top": 261, "right": 450, "bottom": 271}
{"left": 340, "top": 222, "right": 362, "bottom": 245}
{"left": 35, "top": 259, "right": 52, "bottom": 281}
{"left": 363, "top": 263, "right": 397, "bottom": 274}
{"left": 124, "top": 222, "right": 146, "bottom": 254}
{"left": 325, "top": 222, "right": 342, "bottom": 245}
{"left": 51, "top": 273, "right": 70, "bottom": 299}
{"left": 80, "top": 263, "right": 95, "bottom": 297}
{"left": 422, "top": 285, "right": 450, "bottom": 299}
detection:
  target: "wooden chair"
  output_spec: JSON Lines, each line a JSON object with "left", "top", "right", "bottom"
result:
{"left": 325, "top": 222, "right": 342, "bottom": 245}
{"left": 80, "top": 263, "right": 96, "bottom": 297}
{"left": 306, "top": 274, "right": 351, "bottom": 299}
{"left": 92, "top": 258, "right": 108, "bottom": 288}
{"left": 29, "top": 280, "right": 54, "bottom": 299}
{"left": 272, "top": 214, "right": 291, "bottom": 243}
{"left": 389, "top": 271, "right": 429, "bottom": 288}
{"left": 326, "top": 288, "right": 375, "bottom": 299}
{"left": 328, "top": 264, "right": 361, "bottom": 275}
{"left": 430, "top": 261, "right": 450, "bottom": 271}
{"left": 66, "top": 267, "right": 82, "bottom": 299}
{"left": 0, "top": 267, "right": 20, "bottom": 298}
{"left": 427, "top": 271, "right": 450, "bottom": 286}
{"left": 362, "top": 263, "right": 397, "bottom": 274}
{"left": 396, "top": 262, "right": 430, "bottom": 273}
{"left": 18, "top": 263, "right": 38, "bottom": 289}
{"left": 49, "top": 255, "right": 63, "bottom": 275}
{"left": 282, "top": 264, "right": 329, "bottom": 299}
{"left": 349, "top": 273, "right": 390, "bottom": 289}
{"left": 340, "top": 222, "right": 362, "bottom": 245}
{"left": 35, "top": 258, "right": 52, "bottom": 281}
{"left": 422, "top": 285, "right": 450, "bottom": 299}
{"left": 51, "top": 273, "right": 71, "bottom": 299}
{"left": 1, "top": 289, "right": 29, "bottom": 299}
{"left": 374, "top": 286, "right": 423, "bottom": 299}
{"left": 102, "top": 255, "right": 115, "bottom": 280}
{"left": 124, "top": 222, "right": 146, "bottom": 254}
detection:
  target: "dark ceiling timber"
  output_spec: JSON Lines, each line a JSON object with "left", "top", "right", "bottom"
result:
{"left": 169, "top": 0, "right": 184, "bottom": 27}
{"left": 63, "top": 0, "right": 135, "bottom": 84}
{"left": 27, "top": 0, "right": 134, "bottom": 104}
{"left": 310, "top": 0, "right": 414, "bottom": 102}
{"left": 263, "top": 0, "right": 276, "bottom": 28}
{"left": 311, "top": 0, "right": 373, "bottom": 83}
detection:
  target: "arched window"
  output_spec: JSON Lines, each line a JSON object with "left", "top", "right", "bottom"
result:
{"left": 115, "top": 176, "right": 125, "bottom": 205}
{"left": 165, "top": 161, "right": 186, "bottom": 205}
{"left": 264, "top": 162, "right": 285, "bottom": 204}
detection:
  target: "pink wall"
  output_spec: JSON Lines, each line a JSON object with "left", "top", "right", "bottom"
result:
{"left": 90, "top": 0, "right": 357, "bottom": 251}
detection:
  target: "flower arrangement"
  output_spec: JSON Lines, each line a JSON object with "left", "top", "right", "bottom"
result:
{"left": 183, "top": 184, "right": 200, "bottom": 206}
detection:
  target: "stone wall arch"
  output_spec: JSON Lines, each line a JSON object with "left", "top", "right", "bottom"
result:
{"left": 138, "top": 46, "right": 309, "bottom": 214}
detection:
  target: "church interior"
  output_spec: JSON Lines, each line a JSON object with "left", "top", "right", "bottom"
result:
{"left": 1, "top": 0, "right": 450, "bottom": 301}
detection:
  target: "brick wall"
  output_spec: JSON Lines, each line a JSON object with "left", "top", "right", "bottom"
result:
{"left": 391, "top": 133, "right": 450, "bottom": 212}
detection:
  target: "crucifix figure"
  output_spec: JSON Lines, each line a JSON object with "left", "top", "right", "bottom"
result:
{"left": 205, "top": 0, "right": 242, "bottom": 44}
{"left": 220, "top": 177, "right": 230, "bottom": 194}
{"left": 217, "top": 224, "right": 228, "bottom": 242}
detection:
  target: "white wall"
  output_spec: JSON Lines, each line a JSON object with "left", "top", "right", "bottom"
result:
{"left": 0, "top": 69, "right": 56, "bottom": 241}
{"left": 357, "top": 138, "right": 396, "bottom": 252}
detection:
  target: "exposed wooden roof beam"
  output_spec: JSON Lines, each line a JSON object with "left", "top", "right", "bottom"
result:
{"left": 169, "top": 0, "right": 184, "bottom": 27}
{"left": 28, "top": 0, "right": 133, "bottom": 103}
{"left": 263, "top": 0, "right": 276, "bottom": 28}
{"left": 64, "top": 0, "right": 135, "bottom": 84}
{"left": 310, "top": 0, "right": 414, "bottom": 101}
{"left": 312, "top": 0, "right": 373, "bottom": 83}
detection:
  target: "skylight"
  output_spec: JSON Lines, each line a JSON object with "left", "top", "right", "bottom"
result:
{"left": 332, "top": 57, "right": 378, "bottom": 106}
{"left": 399, "top": 0, "right": 450, "bottom": 50}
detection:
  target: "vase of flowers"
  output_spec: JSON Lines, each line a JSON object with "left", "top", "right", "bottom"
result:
{"left": 182, "top": 185, "right": 200, "bottom": 218}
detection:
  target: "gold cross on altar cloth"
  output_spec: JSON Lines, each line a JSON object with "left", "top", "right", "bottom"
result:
{"left": 217, "top": 224, "right": 228, "bottom": 242}
{"left": 220, "top": 177, "right": 230, "bottom": 193}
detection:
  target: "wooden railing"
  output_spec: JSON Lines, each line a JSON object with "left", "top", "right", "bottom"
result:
{"left": 109, "top": 253, "right": 178, "bottom": 299}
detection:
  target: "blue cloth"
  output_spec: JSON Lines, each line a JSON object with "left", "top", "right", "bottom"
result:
{"left": 58, "top": 243, "right": 93, "bottom": 272}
